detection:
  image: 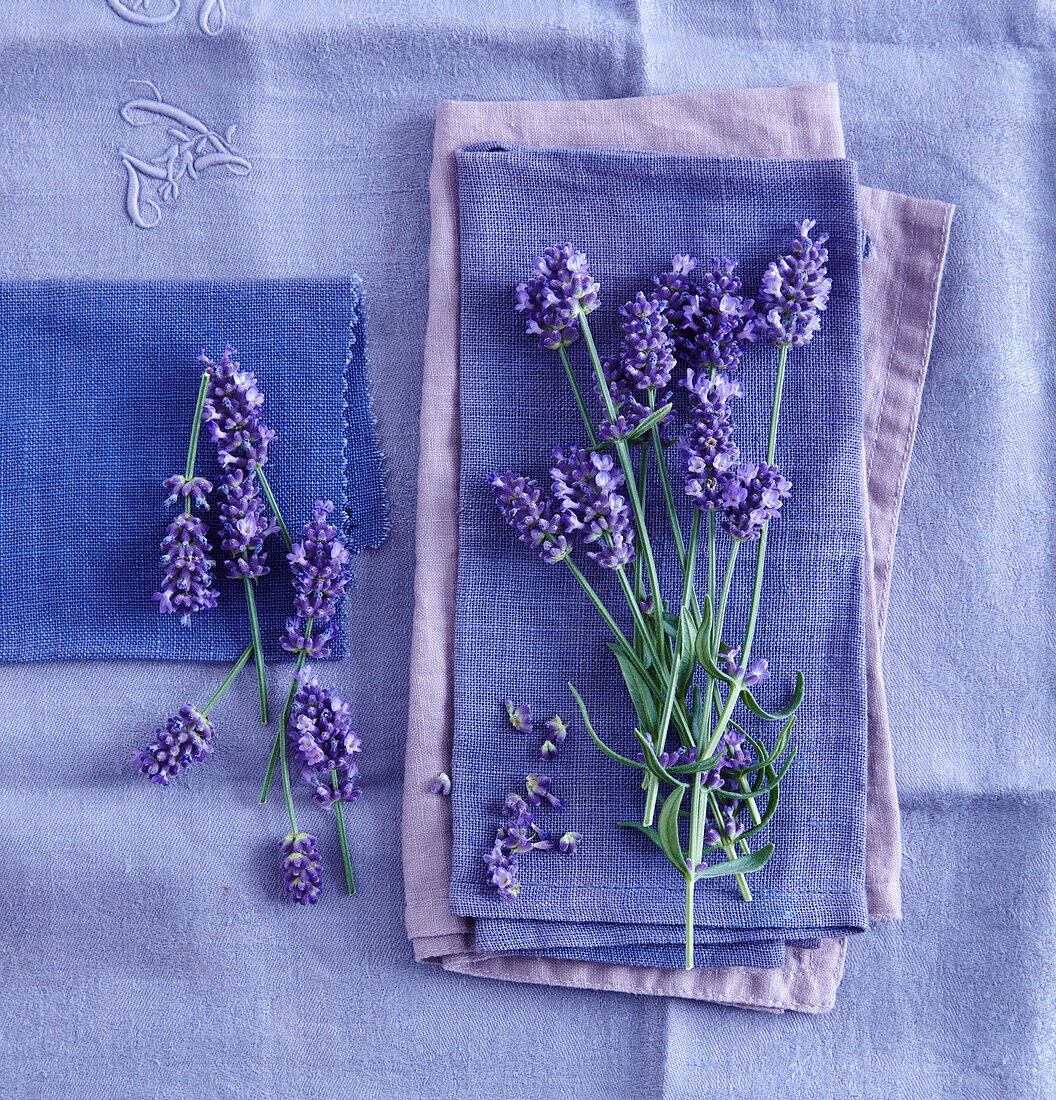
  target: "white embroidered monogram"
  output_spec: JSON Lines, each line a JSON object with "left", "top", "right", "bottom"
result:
{"left": 105, "top": 0, "right": 226, "bottom": 37}
{"left": 118, "top": 81, "right": 251, "bottom": 229}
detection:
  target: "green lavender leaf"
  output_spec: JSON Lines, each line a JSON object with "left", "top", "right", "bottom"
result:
{"left": 657, "top": 785, "right": 689, "bottom": 877}
{"left": 692, "top": 843, "right": 774, "bottom": 881}
{"left": 739, "top": 671, "right": 806, "bottom": 722}
{"left": 617, "top": 821, "right": 664, "bottom": 850}
{"left": 608, "top": 643, "right": 659, "bottom": 732}
{"left": 632, "top": 728, "right": 688, "bottom": 788}
{"left": 568, "top": 682, "right": 643, "bottom": 770}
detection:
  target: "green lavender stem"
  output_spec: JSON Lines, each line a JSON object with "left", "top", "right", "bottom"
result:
{"left": 642, "top": 510, "right": 701, "bottom": 827}
{"left": 579, "top": 314, "right": 666, "bottom": 640}
{"left": 260, "top": 619, "right": 314, "bottom": 803}
{"left": 183, "top": 369, "right": 210, "bottom": 516}
{"left": 201, "top": 642, "right": 255, "bottom": 715}
{"left": 701, "top": 345, "right": 789, "bottom": 759}
{"left": 331, "top": 770, "right": 356, "bottom": 895}
{"left": 256, "top": 466, "right": 292, "bottom": 551}
{"left": 557, "top": 344, "right": 598, "bottom": 447}
{"left": 242, "top": 576, "right": 269, "bottom": 725}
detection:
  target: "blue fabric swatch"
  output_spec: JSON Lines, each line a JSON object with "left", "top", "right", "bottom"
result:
{"left": 0, "top": 278, "right": 386, "bottom": 662}
{"left": 450, "top": 146, "right": 868, "bottom": 967}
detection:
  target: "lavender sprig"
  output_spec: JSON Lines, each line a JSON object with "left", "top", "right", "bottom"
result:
{"left": 201, "top": 345, "right": 278, "bottom": 724}
{"left": 153, "top": 369, "right": 219, "bottom": 626}
{"left": 130, "top": 642, "right": 254, "bottom": 785}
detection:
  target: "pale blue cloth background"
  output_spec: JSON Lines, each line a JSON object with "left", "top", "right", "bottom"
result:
{"left": 0, "top": 2, "right": 1052, "bottom": 1098}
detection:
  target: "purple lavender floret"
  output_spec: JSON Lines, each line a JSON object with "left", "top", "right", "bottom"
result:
{"left": 616, "top": 291, "right": 677, "bottom": 391}
{"left": 200, "top": 345, "right": 275, "bottom": 472}
{"left": 485, "top": 834, "right": 521, "bottom": 899}
{"left": 722, "top": 728, "right": 753, "bottom": 770}
{"left": 505, "top": 700, "right": 533, "bottom": 733}
{"left": 153, "top": 512, "right": 220, "bottom": 626}
{"left": 515, "top": 245, "right": 600, "bottom": 350}
{"left": 756, "top": 220, "right": 832, "bottom": 347}
{"left": 216, "top": 469, "right": 277, "bottom": 580}
{"left": 131, "top": 705, "right": 214, "bottom": 785}
{"left": 281, "top": 832, "right": 322, "bottom": 904}
{"left": 502, "top": 793, "right": 535, "bottom": 827}
{"left": 720, "top": 462, "right": 792, "bottom": 541}
{"left": 163, "top": 474, "right": 212, "bottom": 508}
{"left": 282, "top": 501, "right": 351, "bottom": 658}
{"left": 722, "top": 645, "right": 771, "bottom": 685}
{"left": 677, "top": 371, "right": 742, "bottom": 513}
{"left": 550, "top": 445, "right": 635, "bottom": 569}
{"left": 288, "top": 665, "right": 362, "bottom": 807}
{"left": 525, "top": 773, "right": 565, "bottom": 811}
{"left": 558, "top": 830, "right": 581, "bottom": 854}
{"left": 489, "top": 471, "right": 570, "bottom": 564}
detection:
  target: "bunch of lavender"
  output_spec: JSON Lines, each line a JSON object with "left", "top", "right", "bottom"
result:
{"left": 260, "top": 501, "right": 356, "bottom": 898}
{"left": 135, "top": 347, "right": 360, "bottom": 910}
{"left": 200, "top": 345, "right": 279, "bottom": 723}
{"left": 495, "top": 229, "right": 828, "bottom": 967}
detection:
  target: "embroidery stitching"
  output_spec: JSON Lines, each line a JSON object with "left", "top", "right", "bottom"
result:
{"left": 118, "top": 81, "right": 251, "bottom": 230}
{"left": 106, "top": 0, "right": 226, "bottom": 37}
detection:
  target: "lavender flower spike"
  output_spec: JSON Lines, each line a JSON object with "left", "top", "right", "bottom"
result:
{"left": 281, "top": 501, "right": 351, "bottom": 659}
{"left": 721, "top": 462, "right": 792, "bottom": 541}
{"left": 550, "top": 446, "right": 635, "bottom": 569}
{"left": 757, "top": 220, "right": 832, "bottom": 347}
{"left": 489, "top": 471, "right": 570, "bottom": 564}
{"left": 153, "top": 512, "right": 220, "bottom": 626}
{"left": 288, "top": 664, "right": 362, "bottom": 807}
{"left": 281, "top": 832, "right": 322, "bottom": 905}
{"left": 131, "top": 705, "right": 215, "bottom": 785}
{"left": 677, "top": 372, "right": 742, "bottom": 513}
{"left": 515, "top": 244, "right": 600, "bottom": 350}
{"left": 616, "top": 291, "right": 676, "bottom": 390}
{"left": 200, "top": 345, "right": 274, "bottom": 471}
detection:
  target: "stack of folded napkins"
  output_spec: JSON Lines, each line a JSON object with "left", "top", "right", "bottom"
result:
{"left": 403, "top": 83, "right": 952, "bottom": 1012}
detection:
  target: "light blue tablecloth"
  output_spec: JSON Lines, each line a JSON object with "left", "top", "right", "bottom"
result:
{"left": 0, "top": 2, "right": 1051, "bottom": 1097}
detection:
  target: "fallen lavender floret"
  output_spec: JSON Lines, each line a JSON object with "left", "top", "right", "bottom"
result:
{"left": 131, "top": 705, "right": 215, "bottom": 785}
{"left": 429, "top": 772, "right": 452, "bottom": 796}
{"left": 505, "top": 700, "right": 533, "bottom": 732}
{"left": 756, "top": 219, "right": 832, "bottom": 347}
{"left": 485, "top": 833, "right": 521, "bottom": 899}
{"left": 525, "top": 773, "right": 565, "bottom": 810}
{"left": 281, "top": 832, "right": 322, "bottom": 905}
{"left": 558, "top": 831, "right": 581, "bottom": 854}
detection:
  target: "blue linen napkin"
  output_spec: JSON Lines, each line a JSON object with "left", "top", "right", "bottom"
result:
{"left": 0, "top": 277, "right": 386, "bottom": 663}
{"left": 450, "top": 146, "right": 869, "bottom": 967}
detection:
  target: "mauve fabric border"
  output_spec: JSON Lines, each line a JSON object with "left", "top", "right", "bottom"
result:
{"left": 402, "top": 84, "right": 952, "bottom": 1012}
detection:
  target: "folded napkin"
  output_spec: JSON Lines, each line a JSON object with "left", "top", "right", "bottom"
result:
{"left": 403, "top": 84, "right": 952, "bottom": 1011}
{"left": 0, "top": 278, "right": 387, "bottom": 662}
{"left": 452, "top": 146, "right": 868, "bottom": 968}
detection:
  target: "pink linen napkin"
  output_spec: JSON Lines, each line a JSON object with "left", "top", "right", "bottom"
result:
{"left": 403, "top": 83, "right": 952, "bottom": 1011}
